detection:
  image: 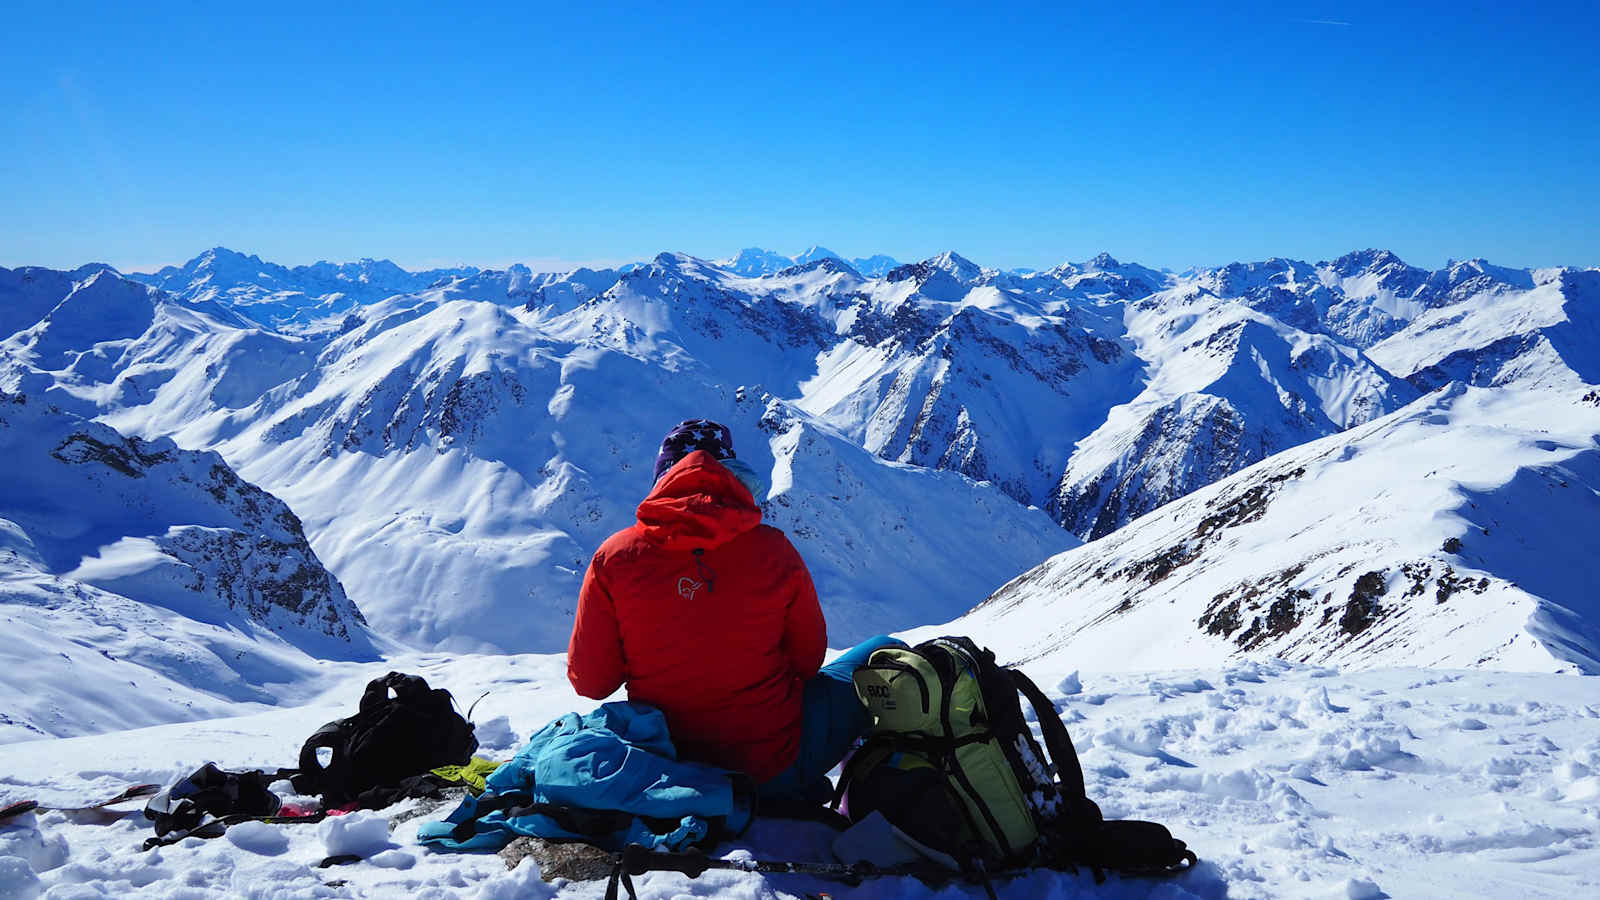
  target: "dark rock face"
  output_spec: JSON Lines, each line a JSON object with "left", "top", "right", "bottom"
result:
{"left": 498, "top": 837, "right": 614, "bottom": 880}
{"left": 1200, "top": 563, "right": 1313, "bottom": 651}
{"left": 1339, "top": 571, "right": 1389, "bottom": 636}
{"left": 1056, "top": 400, "right": 1266, "bottom": 540}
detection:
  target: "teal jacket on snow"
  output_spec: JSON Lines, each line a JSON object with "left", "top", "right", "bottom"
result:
{"left": 418, "top": 701, "right": 753, "bottom": 853}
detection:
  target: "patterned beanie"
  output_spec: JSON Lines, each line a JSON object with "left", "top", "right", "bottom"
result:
{"left": 653, "top": 419, "right": 736, "bottom": 482}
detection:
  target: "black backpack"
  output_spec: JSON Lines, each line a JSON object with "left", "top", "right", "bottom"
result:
{"left": 837, "top": 636, "right": 1196, "bottom": 881}
{"left": 291, "top": 671, "right": 478, "bottom": 805}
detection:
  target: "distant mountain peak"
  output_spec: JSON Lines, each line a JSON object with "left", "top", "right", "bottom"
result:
{"left": 794, "top": 246, "right": 844, "bottom": 265}
{"left": 775, "top": 256, "right": 861, "bottom": 279}
{"left": 652, "top": 250, "right": 696, "bottom": 268}
{"left": 928, "top": 250, "right": 982, "bottom": 278}
{"left": 199, "top": 246, "right": 260, "bottom": 264}
{"left": 1330, "top": 248, "right": 1408, "bottom": 272}
{"left": 850, "top": 254, "right": 901, "bottom": 277}
{"left": 723, "top": 247, "right": 793, "bottom": 277}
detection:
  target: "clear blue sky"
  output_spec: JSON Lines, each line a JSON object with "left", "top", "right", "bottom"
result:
{"left": 4, "top": 0, "right": 1597, "bottom": 273}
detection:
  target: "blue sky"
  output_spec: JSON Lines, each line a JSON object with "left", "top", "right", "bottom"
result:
{"left": 3, "top": 1, "right": 1596, "bottom": 273}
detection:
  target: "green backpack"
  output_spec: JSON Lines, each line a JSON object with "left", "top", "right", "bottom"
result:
{"left": 835, "top": 636, "right": 1195, "bottom": 882}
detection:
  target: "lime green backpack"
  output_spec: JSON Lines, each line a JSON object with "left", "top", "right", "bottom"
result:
{"left": 834, "top": 636, "right": 1195, "bottom": 885}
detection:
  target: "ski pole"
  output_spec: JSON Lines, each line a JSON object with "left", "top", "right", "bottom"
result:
{"left": 604, "top": 843, "right": 992, "bottom": 900}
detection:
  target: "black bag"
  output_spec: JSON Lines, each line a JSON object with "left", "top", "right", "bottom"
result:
{"left": 291, "top": 671, "right": 478, "bottom": 805}
{"left": 143, "top": 763, "right": 287, "bottom": 847}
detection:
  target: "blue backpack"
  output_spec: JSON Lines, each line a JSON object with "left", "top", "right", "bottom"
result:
{"left": 418, "top": 701, "right": 753, "bottom": 854}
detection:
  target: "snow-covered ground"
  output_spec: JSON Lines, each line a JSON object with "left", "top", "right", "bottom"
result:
{"left": 4, "top": 245, "right": 1598, "bottom": 898}
{"left": 2, "top": 651, "right": 1596, "bottom": 899}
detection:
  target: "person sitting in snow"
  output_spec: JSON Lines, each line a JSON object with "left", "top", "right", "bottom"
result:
{"left": 567, "top": 418, "right": 902, "bottom": 813}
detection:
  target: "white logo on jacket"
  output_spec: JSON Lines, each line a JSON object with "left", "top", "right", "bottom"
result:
{"left": 677, "top": 577, "right": 704, "bottom": 600}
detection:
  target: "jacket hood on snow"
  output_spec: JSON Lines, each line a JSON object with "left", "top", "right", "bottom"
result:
{"left": 635, "top": 450, "right": 761, "bottom": 550}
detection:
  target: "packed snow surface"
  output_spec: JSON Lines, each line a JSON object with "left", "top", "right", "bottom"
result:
{"left": 1, "top": 652, "right": 1596, "bottom": 898}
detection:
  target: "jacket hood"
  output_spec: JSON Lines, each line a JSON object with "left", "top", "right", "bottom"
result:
{"left": 636, "top": 450, "right": 762, "bottom": 550}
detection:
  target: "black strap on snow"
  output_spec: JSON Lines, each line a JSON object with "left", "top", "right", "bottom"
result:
{"left": 603, "top": 842, "right": 1007, "bottom": 900}
{"left": 141, "top": 813, "right": 228, "bottom": 849}
{"left": 447, "top": 790, "right": 664, "bottom": 845}
{"left": 141, "top": 810, "right": 331, "bottom": 851}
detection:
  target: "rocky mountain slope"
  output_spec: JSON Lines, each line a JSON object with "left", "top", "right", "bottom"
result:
{"left": 911, "top": 383, "right": 1600, "bottom": 674}
{"left": 0, "top": 390, "right": 373, "bottom": 740}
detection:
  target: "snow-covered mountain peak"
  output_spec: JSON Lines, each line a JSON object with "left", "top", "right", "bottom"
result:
{"left": 4, "top": 269, "right": 169, "bottom": 370}
{"left": 301, "top": 256, "right": 417, "bottom": 287}
{"left": 1426, "top": 256, "right": 1536, "bottom": 297}
{"left": 1204, "top": 257, "right": 1314, "bottom": 297}
{"left": 642, "top": 251, "right": 730, "bottom": 283}
{"left": 197, "top": 245, "right": 263, "bottom": 267}
{"left": 793, "top": 245, "right": 843, "bottom": 266}
{"left": 127, "top": 249, "right": 485, "bottom": 332}
{"left": 876, "top": 251, "right": 988, "bottom": 305}
{"left": 721, "top": 248, "right": 898, "bottom": 278}
{"left": 1328, "top": 247, "right": 1406, "bottom": 273}
{"left": 1320, "top": 249, "right": 1430, "bottom": 301}
{"left": 927, "top": 249, "right": 984, "bottom": 281}
{"left": 773, "top": 256, "right": 861, "bottom": 280}
{"left": 723, "top": 247, "right": 792, "bottom": 276}
{"left": 171, "top": 246, "right": 278, "bottom": 287}
{"left": 850, "top": 253, "right": 901, "bottom": 277}
{"left": 1037, "top": 255, "right": 1168, "bottom": 299}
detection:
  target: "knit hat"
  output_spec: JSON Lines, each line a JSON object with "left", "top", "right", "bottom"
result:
{"left": 653, "top": 419, "right": 736, "bottom": 482}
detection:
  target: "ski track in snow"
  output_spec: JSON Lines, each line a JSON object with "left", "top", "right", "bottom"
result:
{"left": 1, "top": 652, "right": 1596, "bottom": 899}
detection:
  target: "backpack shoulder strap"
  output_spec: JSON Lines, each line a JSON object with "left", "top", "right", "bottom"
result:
{"left": 1008, "top": 668, "right": 1098, "bottom": 825}
{"left": 292, "top": 720, "right": 350, "bottom": 798}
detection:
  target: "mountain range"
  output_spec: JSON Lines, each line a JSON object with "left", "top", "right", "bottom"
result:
{"left": 2, "top": 243, "right": 1596, "bottom": 738}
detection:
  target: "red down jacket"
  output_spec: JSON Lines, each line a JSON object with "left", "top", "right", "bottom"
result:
{"left": 566, "top": 450, "right": 826, "bottom": 782}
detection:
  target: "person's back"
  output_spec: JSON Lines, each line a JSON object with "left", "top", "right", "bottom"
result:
{"left": 567, "top": 435, "right": 824, "bottom": 782}
{"left": 568, "top": 419, "right": 902, "bottom": 812}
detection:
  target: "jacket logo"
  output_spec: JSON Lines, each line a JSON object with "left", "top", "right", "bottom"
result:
{"left": 677, "top": 577, "right": 704, "bottom": 601}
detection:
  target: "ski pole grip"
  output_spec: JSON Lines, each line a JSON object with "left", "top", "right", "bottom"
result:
{"left": 621, "top": 843, "right": 712, "bottom": 877}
